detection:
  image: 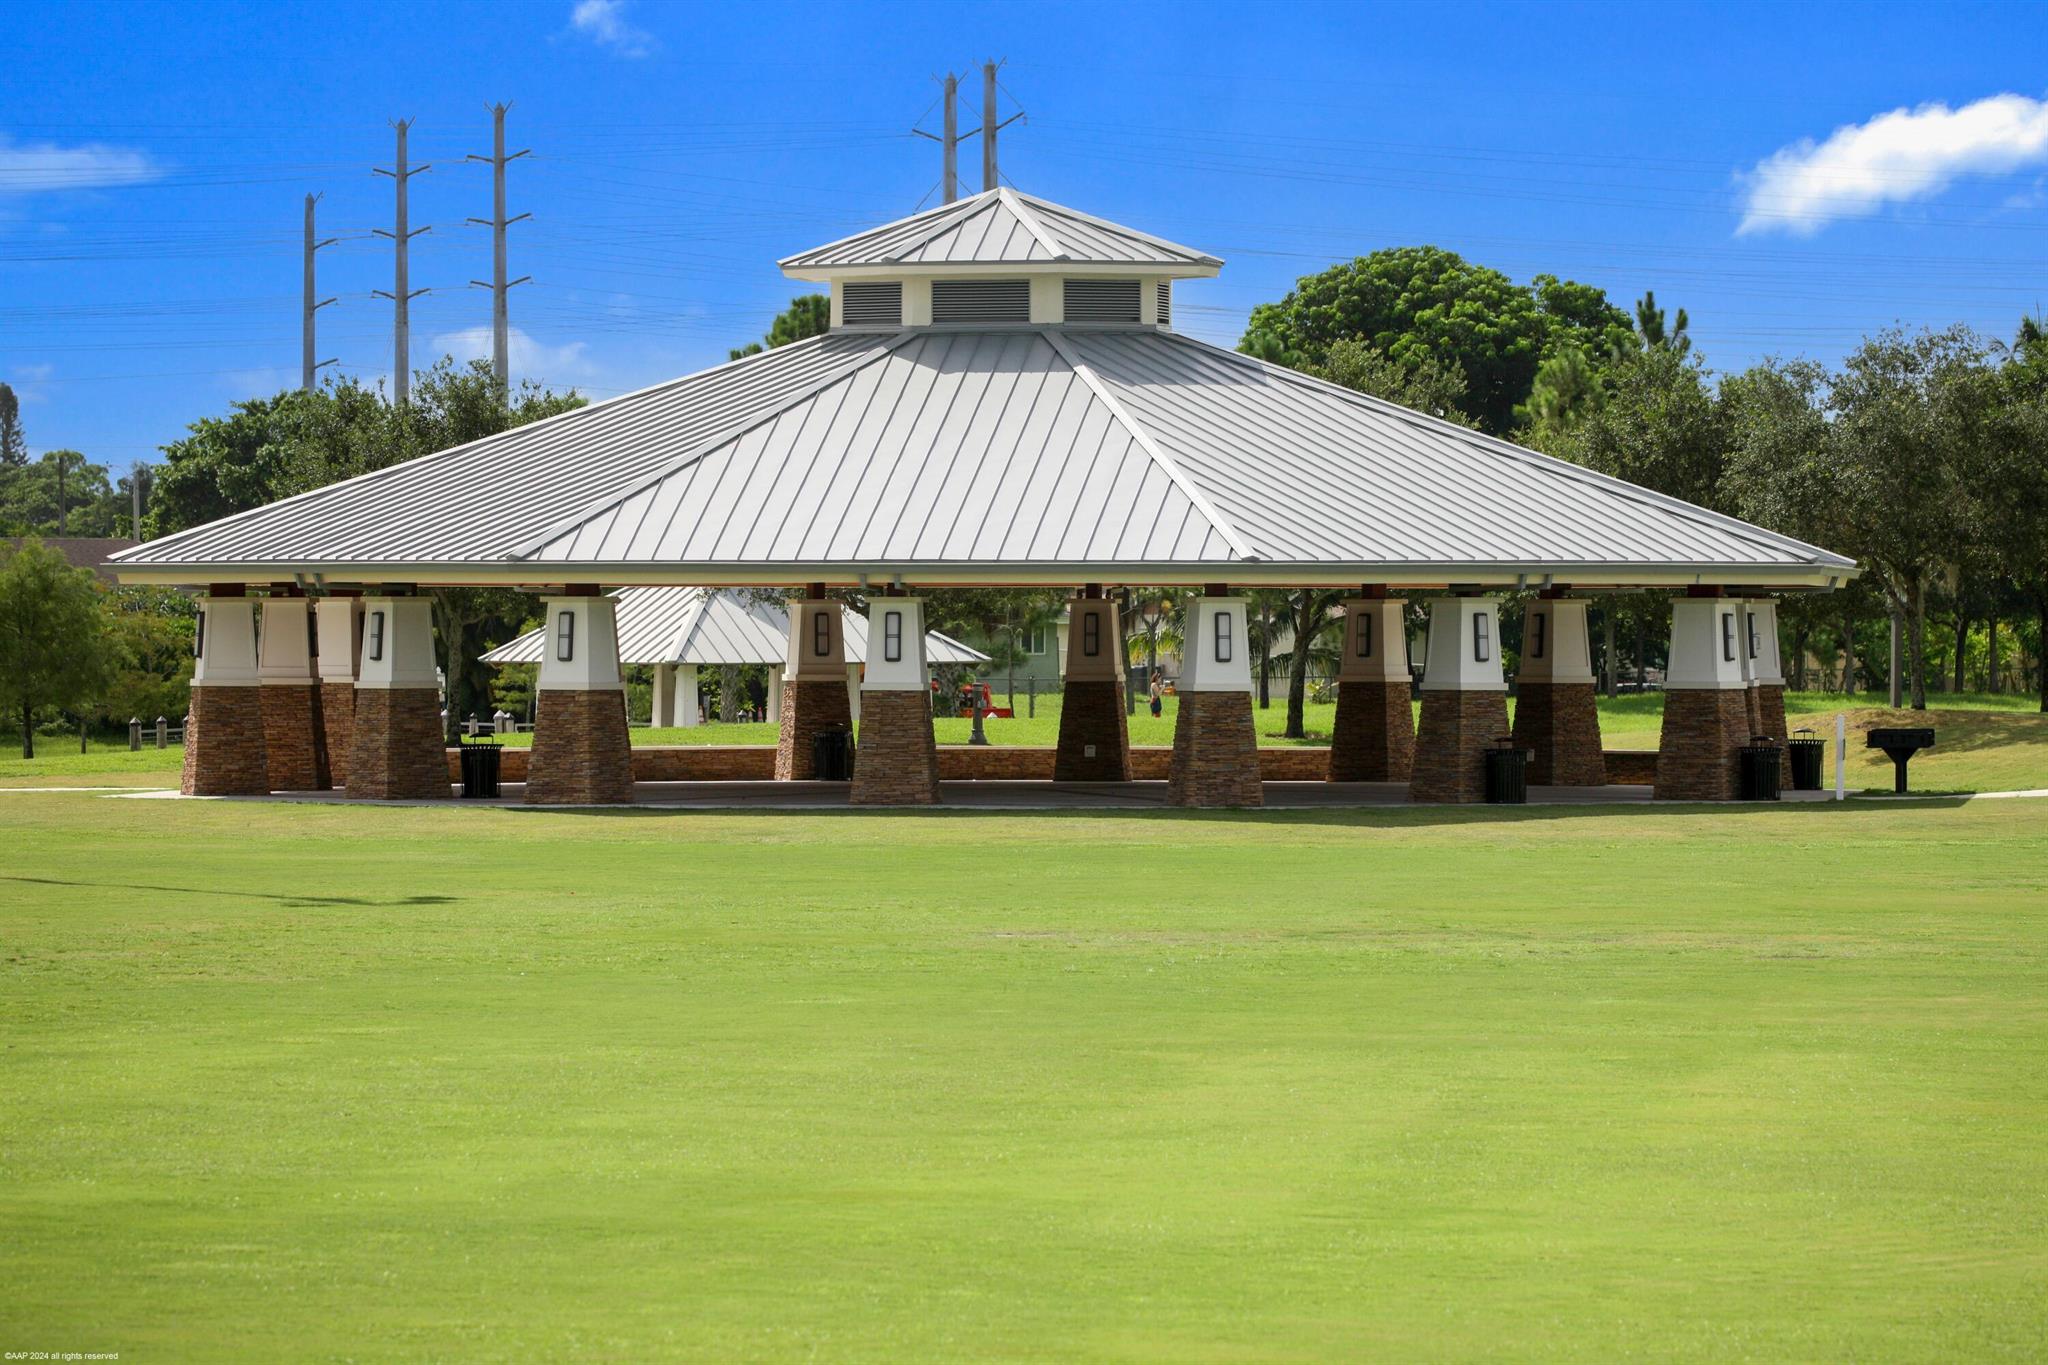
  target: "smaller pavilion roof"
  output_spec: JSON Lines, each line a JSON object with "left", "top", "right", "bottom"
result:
{"left": 780, "top": 187, "right": 1221, "bottom": 275}
{"left": 481, "top": 586, "right": 988, "bottom": 668}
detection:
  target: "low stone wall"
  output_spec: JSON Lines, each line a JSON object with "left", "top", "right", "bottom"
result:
{"left": 448, "top": 743, "right": 1663, "bottom": 786}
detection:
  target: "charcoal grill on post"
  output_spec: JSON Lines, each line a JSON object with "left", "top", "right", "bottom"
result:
{"left": 1865, "top": 727, "right": 1934, "bottom": 794}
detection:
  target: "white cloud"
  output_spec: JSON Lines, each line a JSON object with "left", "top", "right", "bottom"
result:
{"left": 8, "top": 362, "right": 54, "bottom": 402}
{"left": 431, "top": 326, "right": 598, "bottom": 389}
{"left": 0, "top": 136, "right": 159, "bottom": 195}
{"left": 1737, "top": 92, "right": 2048, "bottom": 235}
{"left": 567, "top": 0, "right": 655, "bottom": 57}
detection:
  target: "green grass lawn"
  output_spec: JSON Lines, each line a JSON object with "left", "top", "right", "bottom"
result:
{"left": 14, "top": 692, "right": 2044, "bottom": 794}
{"left": 1, "top": 792, "right": 2043, "bottom": 1359}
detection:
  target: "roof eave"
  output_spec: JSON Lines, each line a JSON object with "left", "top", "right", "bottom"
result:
{"left": 781, "top": 261, "right": 1221, "bottom": 283}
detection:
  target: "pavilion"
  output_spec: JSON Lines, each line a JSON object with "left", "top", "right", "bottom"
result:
{"left": 482, "top": 586, "right": 987, "bottom": 726}
{"left": 112, "top": 185, "right": 1855, "bottom": 807}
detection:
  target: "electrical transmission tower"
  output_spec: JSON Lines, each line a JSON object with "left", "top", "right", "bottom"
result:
{"left": 980, "top": 60, "right": 1023, "bottom": 191}
{"left": 372, "top": 118, "right": 431, "bottom": 405}
{"left": 301, "top": 192, "right": 338, "bottom": 390}
{"left": 912, "top": 72, "right": 964, "bottom": 202}
{"left": 466, "top": 102, "right": 531, "bottom": 392}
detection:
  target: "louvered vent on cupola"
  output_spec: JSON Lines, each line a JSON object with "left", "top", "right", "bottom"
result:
{"left": 1156, "top": 280, "right": 1171, "bottom": 325}
{"left": 841, "top": 280, "right": 902, "bottom": 326}
{"left": 1062, "top": 278, "right": 1141, "bottom": 324}
{"left": 930, "top": 278, "right": 1031, "bottom": 324}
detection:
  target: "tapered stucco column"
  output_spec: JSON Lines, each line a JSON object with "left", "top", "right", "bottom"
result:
{"left": 526, "top": 593, "right": 634, "bottom": 804}
{"left": 1410, "top": 597, "right": 1510, "bottom": 803}
{"left": 1654, "top": 596, "right": 1752, "bottom": 801}
{"left": 314, "top": 597, "right": 362, "bottom": 787}
{"left": 1168, "top": 591, "right": 1261, "bottom": 807}
{"left": 850, "top": 597, "right": 940, "bottom": 805}
{"left": 346, "top": 597, "right": 448, "bottom": 801}
{"left": 182, "top": 593, "right": 270, "bottom": 796}
{"left": 1747, "top": 598, "right": 1792, "bottom": 784}
{"left": 775, "top": 595, "right": 852, "bottom": 780}
{"left": 651, "top": 663, "right": 677, "bottom": 728}
{"left": 1328, "top": 592, "right": 1413, "bottom": 782}
{"left": 1055, "top": 591, "right": 1132, "bottom": 781}
{"left": 1510, "top": 597, "right": 1605, "bottom": 787}
{"left": 257, "top": 595, "right": 329, "bottom": 791}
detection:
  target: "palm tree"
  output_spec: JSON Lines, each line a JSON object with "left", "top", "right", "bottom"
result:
{"left": 1246, "top": 590, "right": 1290, "bottom": 708}
{"left": 1273, "top": 590, "right": 1346, "bottom": 738}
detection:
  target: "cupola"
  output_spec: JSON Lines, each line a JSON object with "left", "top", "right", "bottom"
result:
{"left": 778, "top": 186, "right": 1221, "bottom": 332}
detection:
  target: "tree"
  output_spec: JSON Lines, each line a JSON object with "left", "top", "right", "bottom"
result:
{"left": 1538, "top": 345, "right": 1729, "bottom": 511}
{"left": 1825, "top": 327, "right": 1991, "bottom": 710}
{"left": 99, "top": 586, "right": 197, "bottom": 728}
{"left": 1240, "top": 246, "right": 1631, "bottom": 435}
{"left": 1276, "top": 590, "right": 1345, "bottom": 738}
{"left": 1987, "top": 321, "right": 2048, "bottom": 710}
{"left": 1634, "top": 291, "right": 1691, "bottom": 355}
{"left": 0, "top": 540, "right": 118, "bottom": 757}
{"left": 1516, "top": 345, "right": 1605, "bottom": 441}
{"left": 729, "top": 295, "right": 831, "bottom": 361}
{"left": 1303, "top": 339, "right": 1475, "bottom": 426}
{"left": 0, "top": 382, "right": 25, "bottom": 468}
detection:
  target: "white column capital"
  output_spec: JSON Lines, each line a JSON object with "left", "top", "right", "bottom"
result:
{"left": 1337, "top": 598, "right": 1411, "bottom": 683}
{"left": 257, "top": 597, "right": 317, "bottom": 686}
{"left": 1666, "top": 597, "right": 1750, "bottom": 690}
{"left": 1063, "top": 597, "right": 1122, "bottom": 682}
{"left": 1180, "top": 596, "right": 1253, "bottom": 693}
{"left": 862, "top": 597, "right": 929, "bottom": 691}
{"left": 355, "top": 597, "right": 440, "bottom": 691}
{"left": 785, "top": 599, "right": 845, "bottom": 681}
{"left": 536, "top": 595, "right": 623, "bottom": 692}
{"left": 192, "top": 597, "right": 260, "bottom": 687}
{"left": 314, "top": 598, "right": 363, "bottom": 683}
{"left": 1419, "top": 597, "right": 1506, "bottom": 692}
{"left": 1516, "top": 598, "right": 1595, "bottom": 685}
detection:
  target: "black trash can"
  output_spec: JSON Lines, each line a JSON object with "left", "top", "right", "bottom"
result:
{"left": 1483, "top": 737, "right": 1529, "bottom": 804}
{"left": 459, "top": 737, "right": 502, "bottom": 800}
{"left": 1786, "top": 728, "right": 1825, "bottom": 791}
{"left": 1739, "top": 739, "right": 1782, "bottom": 801}
{"left": 812, "top": 728, "right": 855, "bottom": 782}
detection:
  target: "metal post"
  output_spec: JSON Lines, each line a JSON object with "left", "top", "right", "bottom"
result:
{"left": 301, "top": 193, "right": 337, "bottom": 390}
{"left": 982, "top": 62, "right": 998, "bottom": 191}
{"left": 372, "top": 119, "right": 432, "bottom": 405}
{"left": 943, "top": 73, "right": 959, "bottom": 203}
{"left": 467, "top": 103, "right": 532, "bottom": 393}
{"left": 1834, "top": 712, "right": 1847, "bottom": 801}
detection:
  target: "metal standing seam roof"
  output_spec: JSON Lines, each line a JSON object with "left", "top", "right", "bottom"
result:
{"left": 481, "top": 586, "right": 988, "bottom": 667}
{"left": 778, "top": 187, "right": 1221, "bottom": 271}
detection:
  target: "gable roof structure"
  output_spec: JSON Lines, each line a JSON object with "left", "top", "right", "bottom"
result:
{"left": 111, "top": 187, "right": 1854, "bottom": 592}
{"left": 481, "top": 586, "right": 987, "bottom": 667}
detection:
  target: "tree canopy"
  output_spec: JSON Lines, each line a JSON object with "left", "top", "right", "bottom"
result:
{"left": 0, "top": 539, "right": 118, "bottom": 757}
{"left": 730, "top": 295, "right": 831, "bottom": 361}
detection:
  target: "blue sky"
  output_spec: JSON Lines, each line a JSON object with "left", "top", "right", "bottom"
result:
{"left": 5, "top": 0, "right": 2046, "bottom": 471}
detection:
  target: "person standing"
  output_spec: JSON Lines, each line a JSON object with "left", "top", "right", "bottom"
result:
{"left": 1148, "top": 672, "right": 1164, "bottom": 718}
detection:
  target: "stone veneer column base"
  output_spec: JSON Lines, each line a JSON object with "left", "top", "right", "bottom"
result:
{"left": 1510, "top": 681, "right": 1606, "bottom": 787}
{"left": 1653, "top": 688, "right": 1753, "bottom": 801}
{"left": 260, "top": 684, "right": 329, "bottom": 791}
{"left": 182, "top": 686, "right": 271, "bottom": 796}
{"left": 1754, "top": 682, "right": 1793, "bottom": 785}
{"left": 1053, "top": 678, "right": 1132, "bottom": 781}
{"left": 774, "top": 678, "right": 854, "bottom": 780}
{"left": 1329, "top": 678, "right": 1415, "bottom": 782}
{"left": 526, "top": 689, "right": 635, "bottom": 805}
{"left": 1409, "top": 690, "right": 1511, "bottom": 803}
{"left": 850, "top": 690, "right": 940, "bottom": 805}
{"left": 346, "top": 688, "right": 449, "bottom": 801}
{"left": 1167, "top": 691, "right": 1262, "bottom": 807}
{"left": 320, "top": 682, "right": 356, "bottom": 789}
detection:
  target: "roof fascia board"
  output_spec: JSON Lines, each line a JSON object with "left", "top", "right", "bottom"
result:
{"left": 505, "top": 331, "right": 920, "bottom": 561}
{"left": 114, "top": 560, "right": 1855, "bottom": 590}
{"left": 783, "top": 261, "right": 1221, "bottom": 283}
{"left": 1040, "top": 327, "right": 1258, "bottom": 563}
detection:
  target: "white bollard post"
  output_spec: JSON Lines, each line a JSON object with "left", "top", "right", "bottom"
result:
{"left": 1834, "top": 712, "right": 1847, "bottom": 801}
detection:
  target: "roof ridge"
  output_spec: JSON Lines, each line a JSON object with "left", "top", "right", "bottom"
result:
{"left": 1011, "top": 191, "right": 1221, "bottom": 267}
{"left": 1041, "top": 328, "right": 1257, "bottom": 563}
{"left": 996, "top": 187, "right": 1068, "bottom": 260}
{"left": 506, "top": 332, "right": 921, "bottom": 561}
{"left": 109, "top": 336, "right": 838, "bottom": 567}
{"left": 1162, "top": 331, "right": 1852, "bottom": 570}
